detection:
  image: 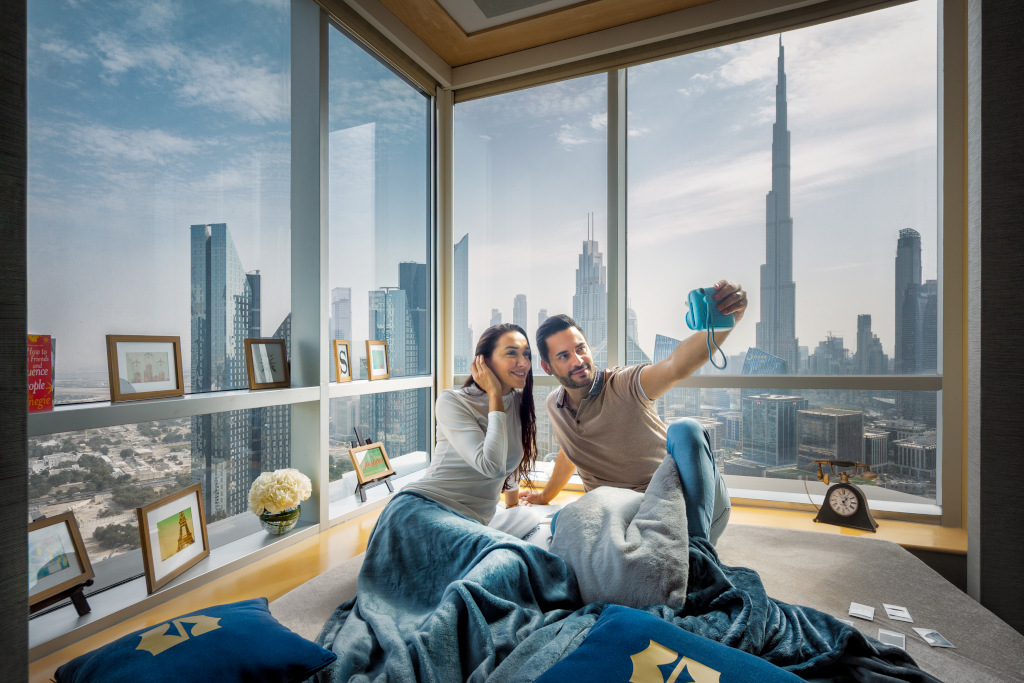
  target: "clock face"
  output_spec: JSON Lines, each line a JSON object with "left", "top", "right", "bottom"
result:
{"left": 828, "top": 486, "right": 860, "bottom": 517}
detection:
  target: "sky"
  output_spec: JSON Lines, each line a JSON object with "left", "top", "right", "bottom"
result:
{"left": 27, "top": 0, "right": 429, "bottom": 377}
{"left": 454, "top": 0, "right": 939, "bottom": 369}
{"left": 27, "top": 0, "right": 938, "bottom": 379}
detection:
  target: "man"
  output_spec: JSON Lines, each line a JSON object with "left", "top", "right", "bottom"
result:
{"left": 522, "top": 281, "right": 747, "bottom": 544}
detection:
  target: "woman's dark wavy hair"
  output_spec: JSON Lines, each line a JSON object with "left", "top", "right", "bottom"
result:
{"left": 462, "top": 323, "right": 538, "bottom": 489}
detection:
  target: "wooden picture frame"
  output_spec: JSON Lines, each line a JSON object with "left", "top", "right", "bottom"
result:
{"left": 244, "top": 338, "right": 290, "bottom": 390}
{"left": 365, "top": 340, "right": 390, "bottom": 380}
{"left": 332, "top": 340, "right": 352, "bottom": 383}
{"left": 136, "top": 483, "right": 210, "bottom": 594}
{"left": 348, "top": 442, "right": 395, "bottom": 485}
{"left": 105, "top": 335, "right": 184, "bottom": 403}
{"left": 28, "top": 511, "right": 95, "bottom": 607}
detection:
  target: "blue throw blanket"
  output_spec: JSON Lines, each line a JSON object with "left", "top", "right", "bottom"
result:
{"left": 316, "top": 491, "right": 939, "bottom": 682}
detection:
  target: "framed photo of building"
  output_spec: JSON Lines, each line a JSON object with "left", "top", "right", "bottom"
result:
{"left": 332, "top": 340, "right": 352, "bottom": 383}
{"left": 106, "top": 335, "right": 184, "bottom": 403}
{"left": 365, "top": 340, "right": 390, "bottom": 380}
{"left": 348, "top": 442, "right": 395, "bottom": 485}
{"left": 136, "top": 484, "right": 210, "bottom": 594}
{"left": 28, "top": 512, "right": 95, "bottom": 607}
{"left": 244, "top": 338, "right": 290, "bottom": 390}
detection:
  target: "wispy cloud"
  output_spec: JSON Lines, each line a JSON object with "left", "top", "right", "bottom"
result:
{"left": 60, "top": 123, "right": 201, "bottom": 163}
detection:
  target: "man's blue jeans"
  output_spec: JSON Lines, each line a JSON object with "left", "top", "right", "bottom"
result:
{"left": 666, "top": 418, "right": 731, "bottom": 544}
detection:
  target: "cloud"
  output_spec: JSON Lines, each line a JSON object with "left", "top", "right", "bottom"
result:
{"left": 90, "top": 32, "right": 288, "bottom": 123}
{"left": 61, "top": 123, "right": 201, "bottom": 163}
{"left": 556, "top": 123, "right": 594, "bottom": 149}
{"left": 589, "top": 113, "right": 607, "bottom": 130}
{"left": 38, "top": 39, "right": 89, "bottom": 63}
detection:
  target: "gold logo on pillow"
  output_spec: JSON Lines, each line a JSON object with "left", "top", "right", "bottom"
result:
{"left": 136, "top": 615, "right": 222, "bottom": 656}
{"left": 630, "top": 640, "right": 721, "bottom": 683}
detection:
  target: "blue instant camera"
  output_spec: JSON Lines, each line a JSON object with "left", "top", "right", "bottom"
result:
{"left": 685, "top": 286, "right": 735, "bottom": 331}
{"left": 685, "top": 286, "right": 733, "bottom": 370}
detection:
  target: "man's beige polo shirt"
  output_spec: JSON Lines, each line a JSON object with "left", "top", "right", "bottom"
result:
{"left": 545, "top": 364, "right": 667, "bottom": 492}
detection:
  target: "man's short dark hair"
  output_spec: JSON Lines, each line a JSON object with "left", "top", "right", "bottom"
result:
{"left": 535, "top": 314, "right": 584, "bottom": 363}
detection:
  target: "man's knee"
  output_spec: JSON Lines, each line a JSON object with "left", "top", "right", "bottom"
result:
{"left": 667, "top": 418, "right": 711, "bottom": 450}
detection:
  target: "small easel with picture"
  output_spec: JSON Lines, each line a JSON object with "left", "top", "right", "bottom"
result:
{"left": 28, "top": 512, "right": 96, "bottom": 617}
{"left": 350, "top": 428, "right": 396, "bottom": 503}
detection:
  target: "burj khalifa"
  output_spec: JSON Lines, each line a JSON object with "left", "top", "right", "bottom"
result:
{"left": 755, "top": 38, "right": 800, "bottom": 373}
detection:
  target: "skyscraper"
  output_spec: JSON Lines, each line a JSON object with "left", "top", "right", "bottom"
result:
{"left": 513, "top": 294, "right": 527, "bottom": 332}
{"left": 653, "top": 334, "right": 700, "bottom": 420}
{"left": 742, "top": 393, "right": 807, "bottom": 468}
{"left": 755, "top": 39, "right": 799, "bottom": 373}
{"left": 454, "top": 234, "right": 471, "bottom": 373}
{"left": 855, "top": 314, "right": 888, "bottom": 375}
{"left": 796, "top": 407, "right": 864, "bottom": 472}
{"left": 895, "top": 229, "right": 932, "bottom": 423}
{"left": 330, "top": 287, "right": 352, "bottom": 342}
{"left": 573, "top": 214, "right": 606, "bottom": 351}
{"left": 361, "top": 286, "right": 426, "bottom": 458}
{"left": 190, "top": 223, "right": 290, "bottom": 519}
{"left": 400, "top": 262, "right": 429, "bottom": 375}
{"left": 490, "top": 309, "right": 502, "bottom": 326}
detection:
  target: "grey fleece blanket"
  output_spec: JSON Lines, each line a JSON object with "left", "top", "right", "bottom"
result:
{"left": 315, "top": 484, "right": 940, "bottom": 682}
{"left": 548, "top": 454, "right": 690, "bottom": 608}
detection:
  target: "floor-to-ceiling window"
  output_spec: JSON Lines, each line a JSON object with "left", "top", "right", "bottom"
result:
{"left": 325, "top": 23, "right": 433, "bottom": 513}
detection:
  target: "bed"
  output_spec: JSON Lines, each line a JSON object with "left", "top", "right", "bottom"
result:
{"left": 270, "top": 480, "right": 1024, "bottom": 682}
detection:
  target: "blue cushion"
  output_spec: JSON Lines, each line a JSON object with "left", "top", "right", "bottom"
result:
{"left": 536, "top": 604, "right": 803, "bottom": 683}
{"left": 55, "top": 597, "right": 336, "bottom": 683}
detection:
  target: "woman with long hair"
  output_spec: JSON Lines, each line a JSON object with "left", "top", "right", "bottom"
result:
{"left": 403, "top": 323, "right": 538, "bottom": 526}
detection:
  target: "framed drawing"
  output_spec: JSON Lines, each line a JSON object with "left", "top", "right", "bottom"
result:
{"left": 136, "top": 484, "right": 210, "bottom": 594}
{"left": 365, "top": 340, "right": 390, "bottom": 380}
{"left": 332, "top": 340, "right": 352, "bottom": 383}
{"left": 105, "top": 335, "right": 184, "bottom": 403}
{"left": 348, "top": 442, "right": 395, "bottom": 485}
{"left": 244, "top": 338, "right": 290, "bottom": 390}
{"left": 28, "top": 512, "right": 95, "bottom": 607}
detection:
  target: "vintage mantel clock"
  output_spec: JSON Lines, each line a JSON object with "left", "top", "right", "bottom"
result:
{"left": 812, "top": 460, "right": 879, "bottom": 532}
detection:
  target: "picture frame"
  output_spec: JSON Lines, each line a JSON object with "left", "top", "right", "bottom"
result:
{"left": 244, "top": 338, "right": 290, "bottom": 390}
{"left": 136, "top": 483, "right": 210, "bottom": 594}
{"left": 348, "top": 442, "right": 395, "bottom": 485}
{"left": 28, "top": 511, "right": 95, "bottom": 607}
{"left": 332, "top": 339, "right": 352, "bottom": 383}
{"left": 105, "top": 335, "right": 184, "bottom": 403}
{"left": 365, "top": 340, "right": 390, "bottom": 380}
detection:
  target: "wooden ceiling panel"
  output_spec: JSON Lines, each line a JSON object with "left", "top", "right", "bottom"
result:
{"left": 377, "top": 0, "right": 717, "bottom": 66}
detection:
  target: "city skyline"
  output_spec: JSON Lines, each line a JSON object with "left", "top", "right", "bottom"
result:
{"left": 457, "top": 1, "right": 938, "bottom": 362}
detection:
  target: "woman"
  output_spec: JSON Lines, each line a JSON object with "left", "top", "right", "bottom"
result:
{"left": 403, "top": 323, "right": 538, "bottom": 526}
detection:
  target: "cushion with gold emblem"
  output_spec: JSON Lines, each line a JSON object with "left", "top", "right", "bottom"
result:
{"left": 54, "top": 597, "right": 336, "bottom": 683}
{"left": 535, "top": 604, "right": 803, "bottom": 683}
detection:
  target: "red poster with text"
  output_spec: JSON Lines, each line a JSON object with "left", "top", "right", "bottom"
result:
{"left": 28, "top": 334, "right": 54, "bottom": 413}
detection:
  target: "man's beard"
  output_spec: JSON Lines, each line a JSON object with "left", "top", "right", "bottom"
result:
{"left": 555, "top": 363, "right": 593, "bottom": 390}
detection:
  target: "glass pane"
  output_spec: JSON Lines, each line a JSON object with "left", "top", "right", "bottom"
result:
{"left": 28, "top": 407, "right": 295, "bottom": 586}
{"left": 700, "top": 388, "right": 937, "bottom": 505}
{"left": 328, "top": 389, "right": 430, "bottom": 514}
{"left": 626, "top": 2, "right": 938, "bottom": 380}
{"left": 455, "top": 75, "right": 608, "bottom": 460}
{"left": 328, "top": 26, "right": 431, "bottom": 379}
{"left": 454, "top": 75, "right": 609, "bottom": 368}
{"left": 27, "top": 0, "right": 292, "bottom": 404}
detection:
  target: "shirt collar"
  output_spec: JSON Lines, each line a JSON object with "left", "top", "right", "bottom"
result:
{"left": 555, "top": 367, "right": 605, "bottom": 409}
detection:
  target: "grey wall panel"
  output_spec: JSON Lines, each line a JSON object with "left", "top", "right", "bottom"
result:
{"left": 968, "top": 0, "right": 1024, "bottom": 635}
{"left": 0, "top": 0, "right": 28, "bottom": 675}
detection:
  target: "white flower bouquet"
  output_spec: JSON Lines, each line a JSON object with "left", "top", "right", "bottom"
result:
{"left": 248, "top": 468, "right": 312, "bottom": 515}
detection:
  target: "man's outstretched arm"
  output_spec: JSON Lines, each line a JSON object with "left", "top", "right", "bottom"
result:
{"left": 640, "top": 280, "right": 747, "bottom": 402}
{"left": 520, "top": 449, "right": 575, "bottom": 505}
